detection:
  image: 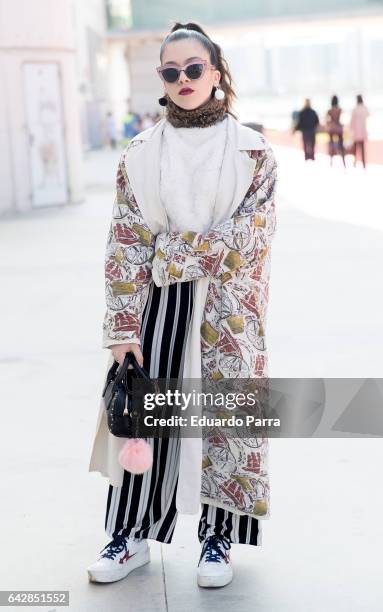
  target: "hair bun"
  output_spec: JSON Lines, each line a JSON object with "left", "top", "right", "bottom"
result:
{"left": 172, "top": 21, "right": 205, "bottom": 36}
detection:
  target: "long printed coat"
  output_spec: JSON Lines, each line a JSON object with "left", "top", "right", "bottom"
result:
{"left": 89, "top": 114, "right": 278, "bottom": 519}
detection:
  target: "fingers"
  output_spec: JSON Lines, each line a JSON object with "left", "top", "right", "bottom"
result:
{"left": 129, "top": 343, "right": 144, "bottom": 368}
{"left": 111, "top": 343, "right": 144, "bottom": 369}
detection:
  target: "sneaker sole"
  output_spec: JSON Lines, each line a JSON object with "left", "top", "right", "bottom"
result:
{"left": 87, "top": 547, "right": 150, "bottom": 583}
{"left": 197, "top": 569, "right": 233, "bottom": 588}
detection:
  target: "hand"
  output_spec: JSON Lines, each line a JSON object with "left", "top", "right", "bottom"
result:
{"left": 111, "top": 343, "right": 144, "bottom": 369}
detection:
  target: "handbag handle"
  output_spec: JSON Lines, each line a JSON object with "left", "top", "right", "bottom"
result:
{"left": 114, "top": 351, "right": 151, "bottom": 386}
{"left": 116, "top": 352, "right": 160, "bottom": 399}
{"left": 102, "top": 359, "right": 119, "bottom": 396}
{"left": 102, "top": 351, "right": 153, "bottom": 397}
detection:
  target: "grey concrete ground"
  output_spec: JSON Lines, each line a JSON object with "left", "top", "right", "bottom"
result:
{"left": 1, "top": 147, "right": 383, "bottom": 611}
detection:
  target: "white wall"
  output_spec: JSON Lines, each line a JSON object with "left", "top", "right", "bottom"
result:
{"left": 125, "top": 36, "right": 163, "bottom": 115}
{"left": 107, "top": 40, "right": 130, "bottom": 136}
{"left": 72, "top": 0, "right": 109, "bottom": 149}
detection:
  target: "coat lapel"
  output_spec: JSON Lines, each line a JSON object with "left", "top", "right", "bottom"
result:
{"left": 213, "top": 114, "right": 266, "bottom": 225}
{"left": 123, "top": 118, "right": 169, "bottom": 235}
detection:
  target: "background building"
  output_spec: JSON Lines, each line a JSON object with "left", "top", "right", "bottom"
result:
{"left": 0, "top": 0, "right": 84, "bottom": 215}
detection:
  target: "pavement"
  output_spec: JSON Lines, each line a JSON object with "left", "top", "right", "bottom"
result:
{"left": 1, "top": 146, "right": 383, "bottom": 611}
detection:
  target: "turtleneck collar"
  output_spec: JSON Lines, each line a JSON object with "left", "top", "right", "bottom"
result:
{"left": 164, "top": 91, "right": 227, "bottom": 128}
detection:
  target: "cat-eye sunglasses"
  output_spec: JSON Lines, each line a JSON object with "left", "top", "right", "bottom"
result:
{"left": 156, "top": 59, "right": 215, "bottom": 84}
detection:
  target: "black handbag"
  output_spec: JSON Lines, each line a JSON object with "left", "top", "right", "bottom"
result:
{"left": 102, "top": 352, "right": 156, "bottom": 438}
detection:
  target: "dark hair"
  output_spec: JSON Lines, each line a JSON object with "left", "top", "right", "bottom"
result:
{"left": 331, "top": 95, "right": 339, "bottom": 107}
{"left": 356, "top": 94, "right": 364, "bottom": 105}
{"left": 159, "top": 21, "right": 237, "bottom": 119}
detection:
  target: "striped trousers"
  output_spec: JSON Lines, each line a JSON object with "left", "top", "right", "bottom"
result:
{"left": 105, "top": 281, "right": 262, "bottom": 546}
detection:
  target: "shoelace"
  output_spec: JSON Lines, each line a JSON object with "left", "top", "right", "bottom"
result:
{"left": 100, "top": 533, "right": 129, "bottom": 560}
{"left": 199, "top": 535, "right": 231, "bottom": 564}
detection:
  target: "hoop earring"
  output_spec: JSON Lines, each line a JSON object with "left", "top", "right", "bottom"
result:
{"left": 214, "top": 85, "right": 225, "bottom": 100}
{"left": 158, "top": 95, "right": 168, "bottom": 106}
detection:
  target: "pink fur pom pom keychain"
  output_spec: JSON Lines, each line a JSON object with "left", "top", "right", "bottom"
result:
{"left": 118, "top": 438, "right": 153, "bottom": 474}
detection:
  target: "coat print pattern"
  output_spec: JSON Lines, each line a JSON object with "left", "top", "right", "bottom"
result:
{"left": 102, "top": 135, "right": 277, "bottom": 518}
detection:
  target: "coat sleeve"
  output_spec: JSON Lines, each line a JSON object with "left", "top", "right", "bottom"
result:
{"left": 102, "top": 150, "right": 156, "bottom": 349}
{"left": 151, "top": 142, "right": 277, "bottom": 287}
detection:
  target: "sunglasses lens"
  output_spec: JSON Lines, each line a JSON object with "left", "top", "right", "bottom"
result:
{"left": 161, "top": 68, "right": 179, "bottom": 83}
{"left": 185, "top": 63, "right": 204, "bottom": 79}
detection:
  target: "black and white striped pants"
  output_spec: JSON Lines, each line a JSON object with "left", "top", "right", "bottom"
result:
{"left": 105, "top": 281, "right": 262, "bottom": 546}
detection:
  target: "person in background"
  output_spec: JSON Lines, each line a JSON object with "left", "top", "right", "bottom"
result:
{"left": 325, "top": 95, "right": 346, "bottom": 167}
{"left": 350, "top": 94, "right": 369, "bottom": 169}
{"left": 122, "top": 109, "right": 141, "bottom": 146}
{"left": 293, "top": 98, "right": 320, "bottom": 161}
{"left": 106, "top": 112, "right": 118, "bottom": 149}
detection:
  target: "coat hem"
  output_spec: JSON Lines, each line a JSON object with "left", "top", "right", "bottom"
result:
{"left": 88, "top": 466, "right": 124, "bottom": 488}
{"left": 200, "top": 496, "right": 270, "bottom": 520}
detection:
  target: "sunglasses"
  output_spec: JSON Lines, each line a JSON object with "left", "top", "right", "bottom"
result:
{"left": 156, "top": 59, "right": 215, "bottom": 83}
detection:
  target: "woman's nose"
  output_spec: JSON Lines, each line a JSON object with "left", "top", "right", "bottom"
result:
{"left": 178, "top": 69, "right": 190, "bottom": 84}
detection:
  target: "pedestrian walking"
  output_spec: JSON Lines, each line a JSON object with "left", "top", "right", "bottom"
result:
{"left": 294, "top": 98, "right": 320, "bottom": 161}
{"left": 349, "top": 94, "right": 369, "bottom": 169}
{"left": 325, "top": 95, "right": 346, "bottom": 167}
{"left": 87, "top": 20, "right": 277, "bottom": 589}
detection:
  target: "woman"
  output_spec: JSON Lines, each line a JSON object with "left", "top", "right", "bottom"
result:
{"left": 326, "top": 95, "right": 346, "bottom": 167}
{"left": 350, "top": 94, "right": 369, "bottom": 169}
{"left": 87, "top": 22, "right": 277, "bottom": 589}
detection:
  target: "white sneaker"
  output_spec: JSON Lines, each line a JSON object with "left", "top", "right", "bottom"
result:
{"left": 87, "top": 533, "right": 150, "bottom": 583}
{"left": 197, "top": 535, "right": 233, "bottom": 588}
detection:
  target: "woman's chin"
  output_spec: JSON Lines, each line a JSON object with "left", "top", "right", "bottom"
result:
{"left": 171, "top": 95, "right": 207, "bottom": 111}
{"left": 175, "top": 99, "right": 198, "bottom": 110}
